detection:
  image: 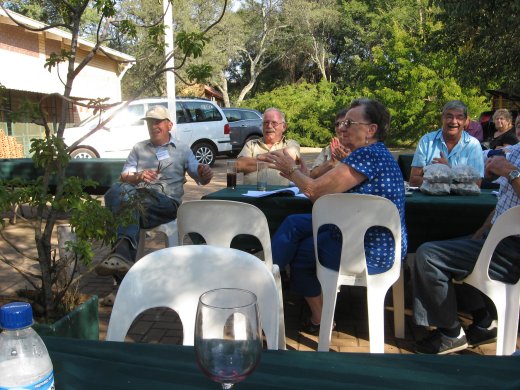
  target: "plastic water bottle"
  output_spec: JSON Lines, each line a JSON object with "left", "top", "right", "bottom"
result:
{"left": 0, "top": 302, "right": 54, "bottom": 389}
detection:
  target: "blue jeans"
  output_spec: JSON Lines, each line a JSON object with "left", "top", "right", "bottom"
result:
{"left": 271, "top": 214, "right": 341, "bottom": 297}
{"left": 104, "top": 182, "right": 179, "bottom": 262}
{"left": 411, "top": 236, "right": 520, "bottom": 329}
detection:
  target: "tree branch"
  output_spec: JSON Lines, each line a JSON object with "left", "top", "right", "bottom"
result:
{"left": 0, "top": 4, "right": 71, "bottom": 31}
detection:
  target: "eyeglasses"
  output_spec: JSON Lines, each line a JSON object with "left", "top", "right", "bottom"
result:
{"left": 263, "top": 121, "right": 284, "bottom": 128}
{"left": 337, "top": 119, "right": 372, "bottom": 128}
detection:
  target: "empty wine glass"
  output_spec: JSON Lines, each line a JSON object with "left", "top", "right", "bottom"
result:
{"left": 194, "top": 288, "right": 262, "bottom": 389}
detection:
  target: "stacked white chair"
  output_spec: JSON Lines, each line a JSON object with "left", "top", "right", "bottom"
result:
{"left": 312, "top": 193, "right": 405, "bottom": 353}
{"left": 463, "top": 205, "right": 520, "bottom": 355}
{"left": 176, "top": 200, "right": 286, "bottom": 350}
{"left": 106, "top": 245, "right": 280, "bottom": 349}
{"left": 136, "top": 219, "right": 178, "bottom": 260}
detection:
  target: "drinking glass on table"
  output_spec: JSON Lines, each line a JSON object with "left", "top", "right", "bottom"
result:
{"left": 256, "top": 161, "right": 268, "bottom": 191}
{"left": 226, "top": 160, "right": 237, "bottom": 189}
{"left": 194, "top": 288, "right": 262, "bottom": 389}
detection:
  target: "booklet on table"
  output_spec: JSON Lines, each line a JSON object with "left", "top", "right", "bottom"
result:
{"left": 242, "top": 186, "right": 307, "bottom": 198}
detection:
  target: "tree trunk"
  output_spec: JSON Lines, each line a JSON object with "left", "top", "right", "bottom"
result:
{"left": 217, "top": 74, "right": 231, "bottom": 107}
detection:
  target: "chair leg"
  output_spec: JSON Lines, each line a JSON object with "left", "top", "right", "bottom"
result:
{"left": 136, "top": 230, "right": 146, "bottom": 260}
{"left": 392, "top": 269, "right": 405, "bottom": 339}
{"left": 500, "top": 294, "right": 520, "bottom": 356}
{"left": 272, "top": 266, "right": 286, "bottom": 350}
{"left": 317, "top": 268, "right": 340, "bottom": 352}
{"left": 366, "top": 286, "right": 386, "bottom": 353}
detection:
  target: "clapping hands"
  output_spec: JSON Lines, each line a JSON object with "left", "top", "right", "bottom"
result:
{"left": 330, "top": 137, "right": 351, "bottom": 161}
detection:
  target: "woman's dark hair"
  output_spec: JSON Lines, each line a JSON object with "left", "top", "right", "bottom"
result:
{"left": 348, "top": 98, "right": 390, "bottom": 141}
{"left": 335, "top": 108, "right": 348, "bottom": 120}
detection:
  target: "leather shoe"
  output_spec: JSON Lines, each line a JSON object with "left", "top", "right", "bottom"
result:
{"left": 300, "top": 317, "right": 336, "bottom": 335}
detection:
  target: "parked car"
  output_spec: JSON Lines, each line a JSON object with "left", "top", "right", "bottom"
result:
{"left": 222, "top": 108, "right": 263, "bottom": 155}
{"left": 63, "top": 97, "right": 231, "bottom": 166}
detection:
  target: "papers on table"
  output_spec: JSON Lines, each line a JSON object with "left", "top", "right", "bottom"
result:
{"left": 243, "top": 186, "right": 307, "bottom": 198}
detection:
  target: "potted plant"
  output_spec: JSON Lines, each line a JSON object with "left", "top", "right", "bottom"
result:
{"left": 0, "top": 0, "right": 224, "bottom": 337}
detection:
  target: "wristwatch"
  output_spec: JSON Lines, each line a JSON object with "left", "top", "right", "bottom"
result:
{"left": 508, "top": 170, "right": 520, "bottom": 184}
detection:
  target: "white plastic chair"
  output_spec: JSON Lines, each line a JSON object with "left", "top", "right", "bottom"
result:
{"left": 136, "top": 219, "right": 178, "bottom": 260}
{"left": 106, "top": 245, "right": 280, "bottom": 349}
{"left": 312, "top": 193, "right": 405, "bottom": 353}
{"left": 176, "top": 200, "right": 286, "bottom": 350}
{"left": 463, "top": 205, "right": 520, "bottom": 356}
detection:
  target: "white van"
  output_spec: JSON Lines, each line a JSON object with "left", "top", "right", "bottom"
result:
{"left": 63, "top": 97, "right": 231, "bottom": 165}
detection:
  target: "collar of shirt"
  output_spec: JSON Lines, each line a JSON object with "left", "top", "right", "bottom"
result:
{"left": 146, "top": 136, "right": 177, "bottom": 149}
{"left": 434, "top": 128, "right": 472, "bottom": 157}
{"left": 257, "top": 135, "right": 287, "bottom": 149}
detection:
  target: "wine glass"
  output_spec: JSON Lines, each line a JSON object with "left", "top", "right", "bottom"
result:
{"left": 194, "top": 288, "right": 262, "bottom": 389}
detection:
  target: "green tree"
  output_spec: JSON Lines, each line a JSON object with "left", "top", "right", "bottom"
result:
{"left": 0, "top": 0, "right": 223, "bottom": 318}
{"left": 282, "top": 0, "right": 342, "bottom": 81}
{"left": 358, "top": 22, "right": 488, "bottom": 146}
{"left": 247, "top": 80, "right": 354, "bottom": 146}
{"left": 432, "top": 0, "right": 520, "bottom": 93}
{"left": 229, "top": 0, "right": 289, "bottom": 105}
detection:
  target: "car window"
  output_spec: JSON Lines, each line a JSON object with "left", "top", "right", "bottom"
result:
{"left": 243, "top": 111, "right": 260, "bottom": 120}
{"left": 110, "top": 104, "right": 144, "bottom": 127}
{"left": 184, "top": 101, "right": 223, "bottom": 122}
{"left": 224, "top": 110, "right": 241, "bottom": 122}
{"left": 175, "top": 102, "right": 187, "bottom": 124}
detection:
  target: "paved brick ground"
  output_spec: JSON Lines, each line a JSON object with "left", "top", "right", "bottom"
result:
{"left": 1, "top": 148, "right": 516, "bottom": 355}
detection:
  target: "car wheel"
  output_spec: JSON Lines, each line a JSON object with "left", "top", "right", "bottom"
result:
{"left": 192, "top": 142, "right": 216, "bottom": 166}
{"left": 70, "top": 148, "right": 98, "bottom": 159}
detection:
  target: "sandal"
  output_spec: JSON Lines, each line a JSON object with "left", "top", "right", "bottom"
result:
{"left": 95, "top": 254, "right": 133, "bottom": 277}
{"left": 100, "top": 291, "right": 117, "bottom": 307}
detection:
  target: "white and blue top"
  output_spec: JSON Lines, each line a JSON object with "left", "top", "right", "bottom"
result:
{"left": 342, "top": 142, "right": 408, "bottom": 274}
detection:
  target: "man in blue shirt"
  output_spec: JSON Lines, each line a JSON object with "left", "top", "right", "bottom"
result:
{"left": 409, "top": 100, "right": 484, "bottom": 187}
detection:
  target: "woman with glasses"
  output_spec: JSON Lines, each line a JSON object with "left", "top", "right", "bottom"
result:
{"left": 262, "top": 98, "right": 408, "bottom": 334}
{"left": 309, "top": 109, "right": 352, "bottom": 179}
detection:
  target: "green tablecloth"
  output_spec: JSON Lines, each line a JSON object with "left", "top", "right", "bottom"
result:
{"left": 0, "top": 158, "right": 124, "bottom": 195}
{"left": 45, "top": 336, "right": 520, "bottom": 389}
{"left": 202, "top": 186, "right": 497, "bottom": 252}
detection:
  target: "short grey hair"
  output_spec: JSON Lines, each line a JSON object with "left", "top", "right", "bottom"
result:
{"left": 263, "top": 108, "right": 286, "bottom": 123}
{"left": 493, "top": 108, "right": 512, "bottom": 123}
{"left": 442, "top": 100, "right": 468, "bottom": 117}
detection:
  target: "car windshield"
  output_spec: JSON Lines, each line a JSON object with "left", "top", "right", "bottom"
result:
{"left": 76, "top": 103, "right": 126, "bottom": 128}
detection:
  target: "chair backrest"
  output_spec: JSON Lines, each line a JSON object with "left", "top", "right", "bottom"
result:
{"left": 463, "top": 205, "right": 520, "bottom": 355}
{"left": 177, "top": 200, "right": 273, "bottom": 267}
{"left": 106, "top": 245, "right": 279, "bottom": 349}
{"left": 467, "top": 205, "right": 520, "bottom": 283}
{"left": 312, "top": 193, "right": 402, "bottom": 279}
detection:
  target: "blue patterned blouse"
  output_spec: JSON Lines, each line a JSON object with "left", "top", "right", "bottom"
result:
{"left": 342, "top": 142, "right": 408, "bottom": 273}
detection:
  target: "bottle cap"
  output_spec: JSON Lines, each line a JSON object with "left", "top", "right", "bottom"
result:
{"left": 0, "top": 302, "right": 33, "bottom": 330}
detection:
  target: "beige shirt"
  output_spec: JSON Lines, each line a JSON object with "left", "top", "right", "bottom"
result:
{"left": 311, "top": 145, "right": 333, "bottom": 169}
{"left": 238, "top": 137, "right": 301, "bottom": 185}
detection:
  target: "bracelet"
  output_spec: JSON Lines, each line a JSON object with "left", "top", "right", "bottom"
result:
{"left": 287, "top": 165, "right": 299, "bottom": 176}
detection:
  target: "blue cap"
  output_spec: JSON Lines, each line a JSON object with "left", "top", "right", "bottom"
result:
{"left": 0, "top": 302, "right": 33, "bottom": 330}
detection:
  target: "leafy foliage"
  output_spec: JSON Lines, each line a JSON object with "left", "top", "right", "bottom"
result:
{"left": 246, "top": 81, "right": 354, "bottom": 147}
{"left": 431, "top": 0, "right": 520, "bottom": 93}
{"left": 0, "top": 0, "right": 224, "bottom": 319}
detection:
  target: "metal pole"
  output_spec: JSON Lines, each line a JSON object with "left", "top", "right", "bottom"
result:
{"left": 163, "top": 0, "right": 176, "bottom": 119}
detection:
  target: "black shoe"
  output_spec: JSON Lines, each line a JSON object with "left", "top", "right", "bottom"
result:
{"left": 415, "top": 329, "right": 468, "bottom": 354}
{"left": 300, "top": 317, "right": 336, "bottom": 335}
{"left": 466, "top": 320, "right": 497, "bottom": 347}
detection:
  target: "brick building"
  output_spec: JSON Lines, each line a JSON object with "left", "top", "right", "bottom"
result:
{"left": 0, "top": 9, "right": 134, "bottom": 156}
